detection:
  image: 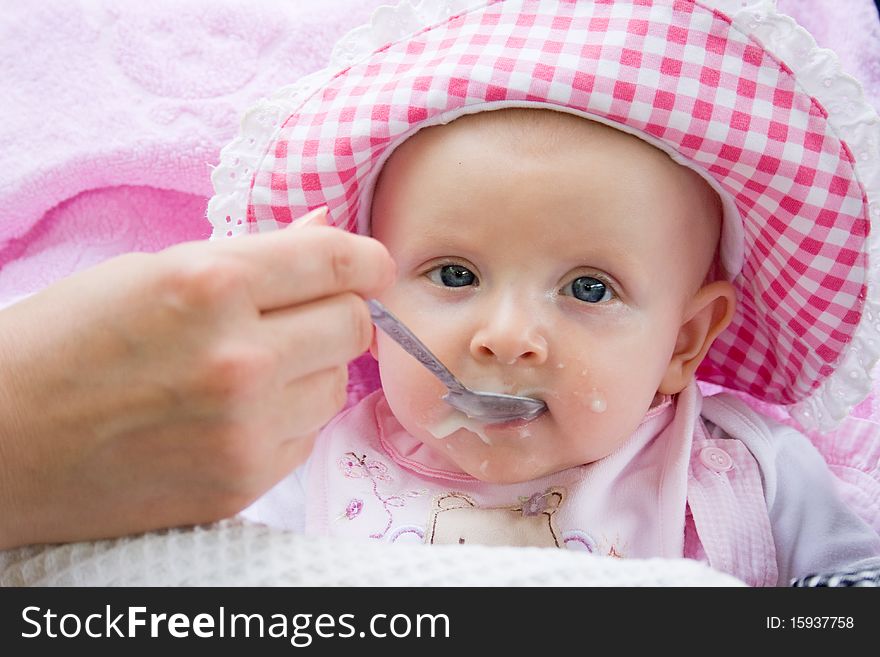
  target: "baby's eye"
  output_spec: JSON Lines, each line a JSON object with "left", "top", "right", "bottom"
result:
{"left": 427, "top": 264, "right": 478, "bottom": 288}
{"left": 563, "top": 276, "right": 614, "bottom": 303}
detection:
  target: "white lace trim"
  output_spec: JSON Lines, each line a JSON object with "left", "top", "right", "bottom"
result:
{"left": 206, "top": 0, "right": 483, "bottom": 238}
{"left": 328, "top": 0, "right": 485, "bottom": 69}
{"left": 207, "top": 67, "right": 334, "bottom": 238}
{"left": 206, "top": 0, "right": 880, "bottom": 431}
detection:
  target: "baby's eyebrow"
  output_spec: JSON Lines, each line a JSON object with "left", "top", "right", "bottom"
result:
{"left": 571, "top": 246, "right": 640, "bottom": 276}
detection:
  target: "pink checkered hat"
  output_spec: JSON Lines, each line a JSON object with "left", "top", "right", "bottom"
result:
{"left": 208, "top": 0, "right": 880, "bottom": 432}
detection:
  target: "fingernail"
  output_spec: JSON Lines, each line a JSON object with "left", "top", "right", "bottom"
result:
{"left": 293, "top": 206, "right": 329, "bottom": 229}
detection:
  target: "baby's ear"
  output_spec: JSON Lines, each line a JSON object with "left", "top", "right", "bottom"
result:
{"left": 658, "top": 281, "right": 736, "bottom": 395}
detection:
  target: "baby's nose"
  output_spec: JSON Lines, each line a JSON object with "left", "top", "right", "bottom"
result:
{"left": 469, "top": 321, "right": 549, "bottom": 366}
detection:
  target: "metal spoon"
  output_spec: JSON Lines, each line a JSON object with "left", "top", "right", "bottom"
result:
{"left": 367, "top": 299, "right": 547, "bottom": 423}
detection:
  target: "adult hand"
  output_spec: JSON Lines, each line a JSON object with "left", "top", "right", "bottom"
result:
{"left": 0, "top": 208, "right": 395, "bottom": 548}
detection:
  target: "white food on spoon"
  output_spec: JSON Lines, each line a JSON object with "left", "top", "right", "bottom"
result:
{"left": 425, "top": 378, "right": 547, "bottom": 445}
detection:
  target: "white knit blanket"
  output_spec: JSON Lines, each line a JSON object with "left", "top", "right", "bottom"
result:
{"left": 0, "top": 519, "right": 744, "bottom": 586}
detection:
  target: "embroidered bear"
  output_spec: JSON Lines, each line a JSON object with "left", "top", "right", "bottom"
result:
{"left": 425, "top": 488, "right": 565, "bottom": 548}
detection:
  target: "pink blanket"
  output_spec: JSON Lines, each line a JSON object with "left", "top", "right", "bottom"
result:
{"left": 1, "top": 0, "right": 878, "bottom": 529}
{"left": 0, "top": 0, "right": 388, "bottom": 302}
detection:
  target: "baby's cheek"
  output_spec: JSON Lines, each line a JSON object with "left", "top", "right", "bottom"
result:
{"left": 553, "top": 364, "right": 612, "bottom": 413}
{"left": 406, "top": 381, "right": 451, "bottom": 429}
{"left": 553, "top": 373, "right": 635, "bottom": 449}
{"left": 555, "top": 387, "right": 610, "bottom": 429}
{"left": 378, "top": 345, "right": 448, "bottom": 428}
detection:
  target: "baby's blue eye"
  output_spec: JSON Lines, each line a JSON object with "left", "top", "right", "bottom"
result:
{"left": 429, "top": 264, "right": 477, "bottom": 288}
{"left": 566, "top": 276, "right": 613, "bottom": 303}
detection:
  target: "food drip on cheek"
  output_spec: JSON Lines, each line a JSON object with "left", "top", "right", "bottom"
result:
{"left": 559, "top": 363, "right": 609, "bottom": 415}
{"left": 587, "top": 390, "right": 607, "bottom": 413}
{"left": 566, "top": 388, "right": 608, "bottom": 414}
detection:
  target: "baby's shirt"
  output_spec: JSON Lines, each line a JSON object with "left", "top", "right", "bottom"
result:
{"left": 244, "top": 383, "right": 880, "bottom": 585}
{"left": 698, "top": 393, "right": 880, "bottom": 584}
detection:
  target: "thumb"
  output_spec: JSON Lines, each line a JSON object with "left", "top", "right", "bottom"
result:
{"left": 291, "top": 206, "right": 329, "bottom": 229}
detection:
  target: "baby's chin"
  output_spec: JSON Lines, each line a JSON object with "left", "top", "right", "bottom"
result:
{"left": 426, "top": 428, "right": 558, "bottom": 483}
{"left": 409, "top": 400, "right": 625, "bottom": 480}
{"left": 463, "top": 455, "right": 569, "bottom": 484}
{"left": 435, "top": 419, "right": 625, "bottom": 482}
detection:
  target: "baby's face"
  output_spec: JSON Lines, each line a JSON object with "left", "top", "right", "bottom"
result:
{"left": 370, "top": 110, "right": 723, "bottom": 483}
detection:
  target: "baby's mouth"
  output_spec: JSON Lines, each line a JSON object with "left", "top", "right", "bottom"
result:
{"left": 462, "top": 375, "right": 541, "bottom": 399}
{"left": 424, "top": 378, "right": 550, "bottom": 447}
{"left": 457, "top": 381, "right": 549, "bottom": 428}
{"left": 485, "top": 414, "right": 540, "bottom": 429}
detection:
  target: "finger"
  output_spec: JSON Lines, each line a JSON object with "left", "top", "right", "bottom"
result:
{"left": 271, "top": 430, "right": 318, "bottom": 482}
{"left": 259, "top": 292, "right": 372, "bottom": 381}
{"left": 217, "top": 221, "right": 396, "bottom": 311}
{"left": 290, "top": 206, "right": 329, "bottom": 229}
{"left": 276, "top": 365, "right": 350, "bottom": 438}
{"left": 236, "top": 430, "right": 318, "bottom": 512}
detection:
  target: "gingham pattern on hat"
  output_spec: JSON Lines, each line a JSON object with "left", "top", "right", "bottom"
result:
{"left": 243, "top": 0, "right": 872, "bottom": 409}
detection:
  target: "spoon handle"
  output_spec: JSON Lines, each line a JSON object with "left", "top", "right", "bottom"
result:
{"left": 366, "top": 299, "right": 466, "bottom": 394}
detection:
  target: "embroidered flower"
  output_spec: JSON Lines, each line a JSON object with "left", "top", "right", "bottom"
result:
{"left": 338, "top": 453, "right": 364, "bottom": 478}
{"left": 338, "top": 452, "right": 391, "bottom": 481}
{"left": 364, "top": 460, "right": 390, "bottom": 481}
{"left": 344, "top": 499, "right": 363, "bottom": 520}
{"left": 336, "top": 452, "right": 397, "bottom": 539}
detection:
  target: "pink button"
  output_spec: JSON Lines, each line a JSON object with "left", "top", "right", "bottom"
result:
{"left": 700, "top": 446, "right": 733, "bottom": 472}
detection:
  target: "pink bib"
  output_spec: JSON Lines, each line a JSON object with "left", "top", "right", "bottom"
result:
{"left": 309, "top": 383, "right": 700, "bottom": 560}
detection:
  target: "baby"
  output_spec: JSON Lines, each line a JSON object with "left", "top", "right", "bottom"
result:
{"left": 368, "top": 108, "right": 730, "bottom": 485}
{"left": 217, "top": 0, "right": 880, "bottom": 586}
{"left": 248, "top": 108, "right": 879, "bottom": 585}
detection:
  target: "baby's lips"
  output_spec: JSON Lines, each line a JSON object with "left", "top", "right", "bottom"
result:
{"left": 485, "top": 414, "right": 539, "bottom": 429}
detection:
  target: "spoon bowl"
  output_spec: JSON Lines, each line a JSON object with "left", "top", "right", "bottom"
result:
{"left": 443, "top": 389, "right": 547, "bottom": 424}
{"left": 367, "top": 300, "right": 548, "bottom": 424}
